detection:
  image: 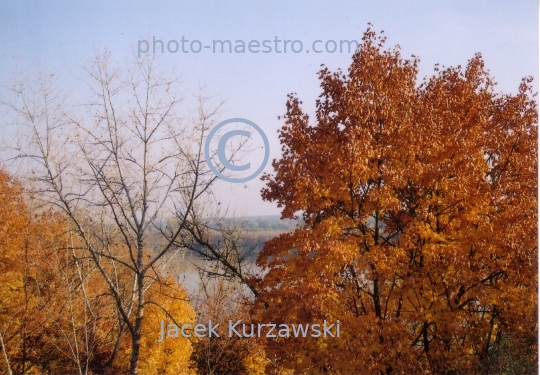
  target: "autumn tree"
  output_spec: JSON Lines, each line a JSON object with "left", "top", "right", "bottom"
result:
{"left": 0, "top": 169, "right": 124, "bottom": 374}
{"left": 253, "top": 28, "right": 537, "bottom": 374}
{"left": 0, "top": 169, "right": 28, "bottom": 375}
{"left": 4, "top": 51, "right": 236, "bottom": 374}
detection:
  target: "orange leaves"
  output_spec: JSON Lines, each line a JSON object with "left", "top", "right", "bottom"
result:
{"left": 255, "top": 28, "right": 537, "bottom": 374}
{"left": 0, "top": 168, "right": 197, "bottom": 374}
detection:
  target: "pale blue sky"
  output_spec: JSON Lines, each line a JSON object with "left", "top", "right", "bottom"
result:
{"left": 0, "top": 0, "right": 537, "bottom": 216}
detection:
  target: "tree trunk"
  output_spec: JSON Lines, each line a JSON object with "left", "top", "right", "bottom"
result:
{"left": 129, "top": 319, "right": 142, "bottom": 375}
{"left": 129, "top": 264, "right": 145, "bottom": 375}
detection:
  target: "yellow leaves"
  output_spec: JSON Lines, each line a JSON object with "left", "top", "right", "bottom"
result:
{"left": 243, "top": 350, "right": 269, "bottom": 375}
{"left": 135, "top": 281, "right": 196, "bottom": 375}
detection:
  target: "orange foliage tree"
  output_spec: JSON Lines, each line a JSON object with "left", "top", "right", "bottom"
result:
{"left": 253, "top": 28, "right": 537, "bottom": 374}
{"left": 0, "top": 169, "right": 196, "bottom": 374}
{"left": 0, "top": 169, "right": 126, "bottom": 374}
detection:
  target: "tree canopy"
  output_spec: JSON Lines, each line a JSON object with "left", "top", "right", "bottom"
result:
{"left": 253, "top": 28, "right": 538, "bottom": 374}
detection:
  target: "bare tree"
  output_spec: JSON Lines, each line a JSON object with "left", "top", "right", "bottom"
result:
{"left": 177, "top": 208, "right": 262, "bottom": 298}
{"left": 3, "top": 50, "right": 243, "bottom": 374}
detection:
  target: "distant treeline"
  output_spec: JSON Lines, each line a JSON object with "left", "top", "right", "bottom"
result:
{"left": 214, "top": 215, "right": 300, "bottom": 232}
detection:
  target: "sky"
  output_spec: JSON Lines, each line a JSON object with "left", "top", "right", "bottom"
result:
{"left": 0, "top": 0, "right": 537, "bottom": 216}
